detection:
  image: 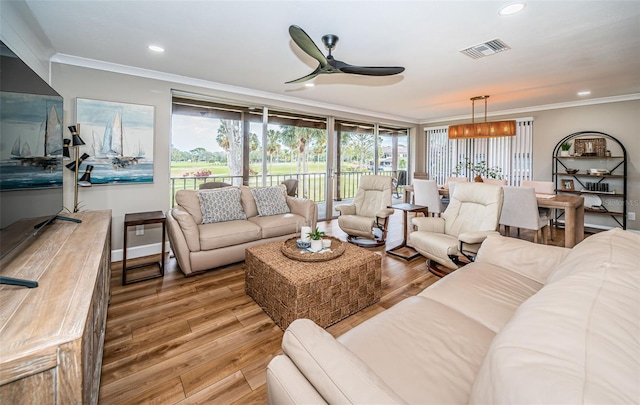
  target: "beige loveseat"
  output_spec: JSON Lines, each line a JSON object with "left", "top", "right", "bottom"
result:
{"left": 167, "top": 185, "right": 317, "bottom": 276}
{"left": 266, "top": 228, "right": 639, "bottom": 404}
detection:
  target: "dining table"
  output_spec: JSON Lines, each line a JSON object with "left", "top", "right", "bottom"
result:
{"left": 402, "top": 184, "right": 585, "bottom": 248}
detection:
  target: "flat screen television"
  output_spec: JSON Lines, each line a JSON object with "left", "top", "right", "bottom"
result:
{"left": 0, "top": 40, "right": 64, "bottom": 267}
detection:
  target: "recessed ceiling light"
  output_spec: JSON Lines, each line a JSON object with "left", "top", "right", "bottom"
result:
{"left": 499, "top": 3, "right": 526, "bottom": 16}
{"left": 148, "top": 45, "right": 165, "bottom": 53}
{"left": 577, "top": 91, "right": 591, "bottom": 96}
{"left": 305, "top": 83, "right": 315, "bottom": 88}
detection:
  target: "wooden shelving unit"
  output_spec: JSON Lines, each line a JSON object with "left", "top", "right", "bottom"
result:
{"left": 553, "top": 131, "right": 627, "bottom": 229}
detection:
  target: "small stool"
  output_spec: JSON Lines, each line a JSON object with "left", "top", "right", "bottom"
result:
{"left": 123, "top": 211, "right": 166, "bottom": 285}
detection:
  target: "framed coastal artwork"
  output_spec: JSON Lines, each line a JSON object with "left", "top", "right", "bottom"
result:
{"left": 75, "top": 98, "right": 154, "bottom": 185}
{"left": 0, "top": 92, "right": 64, "bottom": 190}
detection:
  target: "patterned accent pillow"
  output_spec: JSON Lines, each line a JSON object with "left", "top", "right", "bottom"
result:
{"left": 251, "top": 186, "right": 291, "bottom": 216}
{"left": 197, "top": 188, "right": 247, "bottom": 224}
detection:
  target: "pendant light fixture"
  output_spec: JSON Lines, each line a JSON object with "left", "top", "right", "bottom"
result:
{"left": 448, "top": 95, "right": 516, "bottom": 139}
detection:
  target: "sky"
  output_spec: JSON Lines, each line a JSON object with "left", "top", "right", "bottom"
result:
{"left": 171, "top": 115, "right": 225, "bottom": 152}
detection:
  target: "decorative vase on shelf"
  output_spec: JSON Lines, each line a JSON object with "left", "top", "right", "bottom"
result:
{"left": 560, "top": 150, "right": 570, "bottom": 157}
{"left": 310, "top": 239, "right": 323, "bottom": 252}
{"left": 474, "top": 175, "right": 483, "bottom": 182}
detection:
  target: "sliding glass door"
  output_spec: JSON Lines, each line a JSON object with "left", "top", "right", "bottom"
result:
{"left": 171, "top": 92, "right": 410, "bottom": 220}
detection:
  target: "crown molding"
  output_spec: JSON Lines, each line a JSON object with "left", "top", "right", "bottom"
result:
{"left": 420, "top": 93, "right": 640, "bottom": 125}
{"left": 50, "top": 53, "right": 419, "bottom": 125}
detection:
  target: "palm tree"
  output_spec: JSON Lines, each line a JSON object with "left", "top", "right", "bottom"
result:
{"left": 342, "top": 132, "right": 375, "bottom": 169}
{"left": 281, "top": 126, "right": 325, "bottom": 173}
{"left": 266, "top": 129, "right": 281, "bottom": 171}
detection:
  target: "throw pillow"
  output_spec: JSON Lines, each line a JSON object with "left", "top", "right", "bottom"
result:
{"left": 197, "top": 188, "right": 247, "bottom": 224}
{"left": 251, "top": 186, "right": 290, "bottom": 216}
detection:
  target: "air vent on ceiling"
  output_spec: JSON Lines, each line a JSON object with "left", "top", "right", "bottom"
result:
{"left": 460, "top": 39, "right": 511, "bottom": 59}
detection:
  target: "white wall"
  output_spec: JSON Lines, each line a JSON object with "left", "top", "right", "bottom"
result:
{"left": 420, "top": 100, "right": 640, "bottom": 230}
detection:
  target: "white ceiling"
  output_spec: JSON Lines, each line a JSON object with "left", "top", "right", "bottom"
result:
{"left": 20, "top": 0, "right": 640, "bottom": 123}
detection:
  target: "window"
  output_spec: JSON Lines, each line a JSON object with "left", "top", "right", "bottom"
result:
{"left": 425, "top": 119, "right": 533, "bottom": 185}
{"left": 170, "top": 92, "right": 411, "bottom": 219}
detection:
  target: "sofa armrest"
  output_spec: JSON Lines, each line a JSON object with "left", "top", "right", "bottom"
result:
{"left": 475, "top": 233, "right": 570, "bottom": 283}
{"left": 266, "top": 355, "right": 328, "bottom": 405}
{"left": 282, "top": 319, "right": 407, "bottom": 404}
{"left": 286, "top": 196, "right": 318, "bottom": 230}
{"left": 335, "top": 204, "right": 356, "bottom": 216}
{"left": 169, "top": 207, "right": 201, "bottom": 252}
{"left": 167, "top": 208, "right": 200, "bottom": 276}
{"left": 411, "top": 216, "right": 445, "bottom": 233}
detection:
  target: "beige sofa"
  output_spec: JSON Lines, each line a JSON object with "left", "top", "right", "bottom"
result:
{"left": 266, "top": 228, "right": 639, "bottom": 404}
{"left": 167, "top": 185, "right": 317, "bottom": 276}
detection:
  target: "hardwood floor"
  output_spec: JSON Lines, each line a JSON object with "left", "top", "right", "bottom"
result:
{"left": 99, "top": 212, "right": 572, "bottom": 404}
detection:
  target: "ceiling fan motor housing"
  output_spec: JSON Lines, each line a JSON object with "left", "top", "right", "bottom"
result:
{"left": 321, "top": 34, "right": 339, "bottom": 51}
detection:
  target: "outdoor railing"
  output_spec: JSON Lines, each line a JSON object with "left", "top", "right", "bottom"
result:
{"left": 170, "top": 170, "right": 404, "bottom": 207}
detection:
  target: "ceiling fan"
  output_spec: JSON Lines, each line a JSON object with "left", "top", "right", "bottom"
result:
{"left": 286, "top": 25, "right": 405, "bottom": 84}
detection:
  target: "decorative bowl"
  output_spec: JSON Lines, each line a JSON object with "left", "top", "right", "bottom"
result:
{"left": 565, "top": 168, "right": 579, "bottom": 174}
{"left": 296, "top": 239, "right": 311, "bottom": 249}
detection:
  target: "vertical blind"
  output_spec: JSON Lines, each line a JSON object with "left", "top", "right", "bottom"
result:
{"left": 425, "top": 119, "right": 533, "bottom": 186}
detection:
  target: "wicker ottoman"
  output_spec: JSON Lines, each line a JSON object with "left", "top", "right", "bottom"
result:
{"left": 245, "top": 240, "right": 382, "bottom": 330}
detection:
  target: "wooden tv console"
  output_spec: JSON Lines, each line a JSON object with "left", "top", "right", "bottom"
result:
{"left": 0, "top": 210, "right": 111, "bottom": 404}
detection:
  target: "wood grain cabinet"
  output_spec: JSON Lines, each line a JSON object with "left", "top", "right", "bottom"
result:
{"left": 0, "top": 210, "right": 112, "bottom": 404}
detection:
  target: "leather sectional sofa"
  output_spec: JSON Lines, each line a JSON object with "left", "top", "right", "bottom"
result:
{"left": 266, "top": 228, "right": 639, "bottom": 404}
{"left": 167, "top": 185, "right": 317, "bottom": 276}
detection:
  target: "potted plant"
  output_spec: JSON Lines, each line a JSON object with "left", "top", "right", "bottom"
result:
{"left": 452, "top": 158, "right": 503, "bottom": 182}
{"left": 308, "top": 227, "right": 325, "bottom": 252}
{"left": 560, "top": 141, "right": 572, "bottom": 156}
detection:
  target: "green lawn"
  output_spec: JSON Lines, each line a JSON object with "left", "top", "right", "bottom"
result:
{"left": 170, "top": 161, "right": 321, "bottom": 177}
{"left": 169, "top": 161, "right": 397, "bottom": 206}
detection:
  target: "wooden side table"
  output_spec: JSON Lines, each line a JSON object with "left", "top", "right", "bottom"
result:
{"left": 386, "top": 203, "right": 429, "bottom": 260}
{"left": 123, "top": 210, "right": 166, "bottom": 285}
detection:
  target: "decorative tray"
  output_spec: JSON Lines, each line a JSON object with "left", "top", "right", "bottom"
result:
{"left": 281, "top": 236, "right": 346, "bottom": 262}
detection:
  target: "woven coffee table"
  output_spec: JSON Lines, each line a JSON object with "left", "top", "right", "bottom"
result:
{"left": 245, "top": 239, "right": 382, "bottom": 330}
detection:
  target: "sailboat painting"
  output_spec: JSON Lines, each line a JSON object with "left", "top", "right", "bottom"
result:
{"left": 76, "top": 98, "right": 154, "bottom": 185}
{"left": 0, "top": 92, "right": 64, "bottom": 190}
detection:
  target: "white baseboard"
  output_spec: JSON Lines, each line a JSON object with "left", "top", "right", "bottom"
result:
{"left": 556, "top": 221, "right": 639, "bottom": 235}
{"left": 112, "top": 242, "right": 170, "bottom": 263}
{"left": 112, "top": 226, "right": 639, "bottom": 261}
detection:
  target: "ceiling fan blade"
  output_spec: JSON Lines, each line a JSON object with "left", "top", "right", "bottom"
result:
{"left": 333, "top": 58, "right": 405, "bottom": 76}
{"left": 285, "top": 65, "right": 323, "bottom": 84}
{"left": 289, "top": 25, "right": 328, "bottom": 67}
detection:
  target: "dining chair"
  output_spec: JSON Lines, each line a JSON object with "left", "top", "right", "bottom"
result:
{"left": 445, "top": 176, "right": 469, "bottom": 187}
{"left": 413, "top": 179, "right": 443, "bottom": 216}
{"left": 482, "top": 177, "right": 507, "bottom": 185}
{"left": 521, "top": 180, "right": 555, "bottom": 239}
{"left": 442, "top": 176, "right": 468, "bottom": 205}
{"left": 499, "top": 186, "right": 550, "bottom": 244}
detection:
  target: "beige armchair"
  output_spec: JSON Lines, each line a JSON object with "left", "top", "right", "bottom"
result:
{"left": 409, "top": 182, "right": 503, "bottom": 273}
{"left": 335, "top": 175, "right": 394, "bottom": 247}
